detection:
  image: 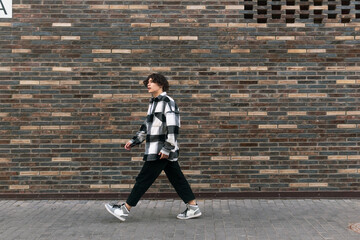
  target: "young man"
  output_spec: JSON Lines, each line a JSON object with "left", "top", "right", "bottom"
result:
{"left": 105, "top": 73, "right": 201, "bottom": 221}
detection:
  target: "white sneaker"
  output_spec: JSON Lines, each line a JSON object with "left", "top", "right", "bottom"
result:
{"left": 177, "top": 204, "right": 202, "bottom": 220}
{"left": 104, "top": 203, "right": 129, "bottom": 221}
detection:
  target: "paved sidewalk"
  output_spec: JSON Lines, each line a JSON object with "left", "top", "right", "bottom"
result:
{"left": 0, "top": 199, "right": 359, "bottom": 240}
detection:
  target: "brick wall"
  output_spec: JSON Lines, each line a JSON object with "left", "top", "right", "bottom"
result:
{"left": 0, "top": 0, "right": 360, "bottom": 197}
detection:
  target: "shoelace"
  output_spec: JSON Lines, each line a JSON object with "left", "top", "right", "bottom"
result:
{"left": 181, "top": 205, "right": 190, "bottom": 217}
{"left": 112, "top": 204, "right": 122, "bottom": 208}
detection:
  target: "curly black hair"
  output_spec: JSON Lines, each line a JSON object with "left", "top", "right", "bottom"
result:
{"left": 143, "top": 73, "right": 169, "bottom": 92}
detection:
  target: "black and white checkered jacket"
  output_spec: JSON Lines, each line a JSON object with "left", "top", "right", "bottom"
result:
{"left": 129, "top": 92, "right": 180, "bottom": 161}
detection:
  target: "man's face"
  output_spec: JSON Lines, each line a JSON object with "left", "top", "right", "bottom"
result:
{"left": 147, "top": 78, "right": 163, "bottom": 95}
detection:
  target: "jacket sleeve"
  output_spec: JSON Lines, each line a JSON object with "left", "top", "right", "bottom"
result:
{"left": 129, "top": 119, "right": 147, "bottom": 147}
{"left": 160, "top": 101, "right": 180, "bottom": 156}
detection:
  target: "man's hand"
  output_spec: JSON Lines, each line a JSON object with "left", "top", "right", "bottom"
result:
{"left": 158, "top": 152, "right": 169, "bottom": 159}
{"left": 124, "top": 142, "right": 132, "bottom": 151}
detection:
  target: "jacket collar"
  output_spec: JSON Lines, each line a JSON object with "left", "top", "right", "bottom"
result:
{"left": 150, "top": 92, "right": 167, "bottom": 103}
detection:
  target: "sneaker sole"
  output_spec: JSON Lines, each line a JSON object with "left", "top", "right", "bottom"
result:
{"left": 177, "top": 212, "right": 202, "bottom": 220}
{"left": 104, "top": 204, "right": 126, "bottom": 222}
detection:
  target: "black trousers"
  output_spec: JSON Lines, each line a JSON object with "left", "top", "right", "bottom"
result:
{"left": 126, "top": 159, "right": 196, "bottom": 207}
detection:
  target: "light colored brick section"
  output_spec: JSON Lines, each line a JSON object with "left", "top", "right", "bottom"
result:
{"left": 91, "top": 139, "right": 111, "bottom": 143}
{"left": 290, "top": 156, "right": 309, "bottom": 160}
{"left": 52, "top": 23, "right": 72, "bottom": 27}
{"left": 307, "top": 49, "right": 326, "bottom": 53}
{"left": 191, "top": 49, "right": 211, "bottom": 53}
{"left": 287, "top": 23, "right": 305, "bottom": 27}
{"left": 12, "top": 94, "right": 33, "bottom": 99}
{"left": 90, "top": 5, "right": 109, "bottom": 9}
{"left": 21, "top": 36, "right": 40, "bottom": 40}
{"left": 151, "top": 23, "right": 170, "bottom": 27}
{"left": 278, "top": 80, "right": 297, "bottom": 84}
{"left": 288, "top": 93, "right": 308, "bottom": 98}
{"left": 209, "top": 23, "right": 227, "bottom": 27}
{"left": 260, "top": 169, "right": 279, "bottom": 174}
{"left": 60, "top": 171, "right": 80, "bottom": 175}
{"left": 248, "top": 111, "right": 267, "bottom": 116}
{"left": 152, "top": 67, "right": 171, "bottom": 71}
{"left": 335, "top": 36, "right": 354, "bottom": 40}
{"left": 0, "top": 23, "right": 12, "bottom": 27}
{"left": 52, "top": 113, "right": 71, "bottom": 117}
{"left": 308, "top": 93, "right": 327, "bottom": 98}
{"left": 52, "top": 157, "right": 72, "bottom": 162}
{"left": 20, "top": 126, "right": 39, "bottom": 130}
{"left": 40, "top": 80, "right": 60, "bottom": 85}
{"left": 159, "top": 36, "right": 178, "bottom": 40}
{"left": 259, "top": 125, "right": 277, "bottom": 129}
{"left": 187, "top": 5, "right": 206, "bottom": 10}
{"left": 11, "top": 139, "right": 31, "bottom": 144}
{"left": 257, "top": 36, "right": 275, "bottom": 40}
{"left": 112, "top": 49, "right": 131, "bottom": 54}
{"left": 277, "top": 36, "right": 295, "bottom": 40}
{"left": 111, "top": 184, "right": 131, "bottom": 189}
{"left": 231, "top": 183, "right": 250, "bottom": 188}
{"left": 111, "top": 139, "right": 128, "bottom": 144}
{"left": 183, "top": 170, "right": 201, "bottom": 175}
{"left": 191, "top": 183, "right": 211, "bottom": 188}
{"left": 288, "top": 111, "right": 307, "bottom": 116}
{"left": 231, "top": 49, "right": 250, "bottom": 53}
{"left": 0, "top": 158, "right": 10, "bottom": 162}
{"left": 0, "top": 67, "right": 10, "bottom": 71}
{"left": 40, "top": 171, "right": 59, "bottom": 176}
{"left": 230, "top": 94, "right": 250, "bottom": 98}
{"left": 327, "top": 111, "right": 346, "bottom": 115}
{"left": 278, "top": 124, "right": 297, "bottom": 129}
{"left": 192, "top": 94, "right": 211, "bottom": 98}
{"left": 347, "top": 111, "right": 360, "bottom": 115}
{"left": 228, "top": 23, "right": 247, "bottom": 27}
{"left": 328, "top": 155, "right": 347, "bottom": 160}
{"left": 41, "top": 126, "right": 60, "bottom": 130}
{"left": 210, "top": 112, "right": 229, "bottom": 117}
{"left": 9, "top": 185, "right": 30, "bottom": 190}
{"left": 92, "top": 49, "right": 111, "bottom": 53}
{"left": 93, "top": 58, "right": 112, "bottom": 62}
{"left": 290, "top": 183, "right": 309, "bottom": 187}
{"left": 110, "top": 5, "right": 128, "bottom": 9}
{"left": 337, "top": 124, "right": 356, "bottom": 128}
{"left": 0, "top": 113, "right": 8, "bottom": 117}
{"left": 131, "top": 112, "right": 146, "bottom": 117}
{"left": 140, "top": 36, "right": 159, "bottom": 41}
{"left": 20, "top": 81, "right": 39, "bottom": 85}
{"left": 346, "top": 66, "right": 360, "bottom": 71}
{"left": 231, "top": 156, "right": 251, "bottom": 160}
{"left": 129, "top": 5, "right": 148, "bottom": 9}
{"left": 132, "top": 67, "right": 151, "bottom": 71}
{"left": 211, "top": 156, "right": 231, "bottom": 161}
{"left": 337, "top": 80, "right": 356, "bottom": 84}
{"left": 309, "top": 183, "right": 328, "bottom": 187}
{"left": 251, "top": 156, "right": 270, "bottom": 161}
{"left": 90, "top": 184, "right": 110, "bottom": 189}
{"left": 230, "top": 112, "right": 247, "bottom": 117}
{"left": 226, "top": 5, "right": 244, "bottom": 10}
{"left": 288, "top": 49, "right": 307, "bottom": 53}
{"left": 53, "top": 67, "right": 72, "bottom": 72}
{"left": 131, "top": 157, "right": 143, "bottom": 161}
{"left": 20, "top": 171, "right": 39, "bottom": 176}
{"left": 279, "top": 169, "right": 299, "bottom": 174}
{"left": 61, "top": 36, "right": 81, "bottom": 40}
{"left": 348, "top": 155, "right": 360, "bottom": 160}
{"left": 338, "top": 169, "right": 358, "bottom": 174}
{"left": 12, "top": 49, "right": 31, "bottom": 53}
{"left": 93, "top": 94, "right": 113, "bottom": 98}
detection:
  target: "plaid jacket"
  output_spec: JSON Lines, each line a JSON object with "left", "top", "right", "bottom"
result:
{"left": 129, "top": 92, "right": 180, "bottom": 161}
